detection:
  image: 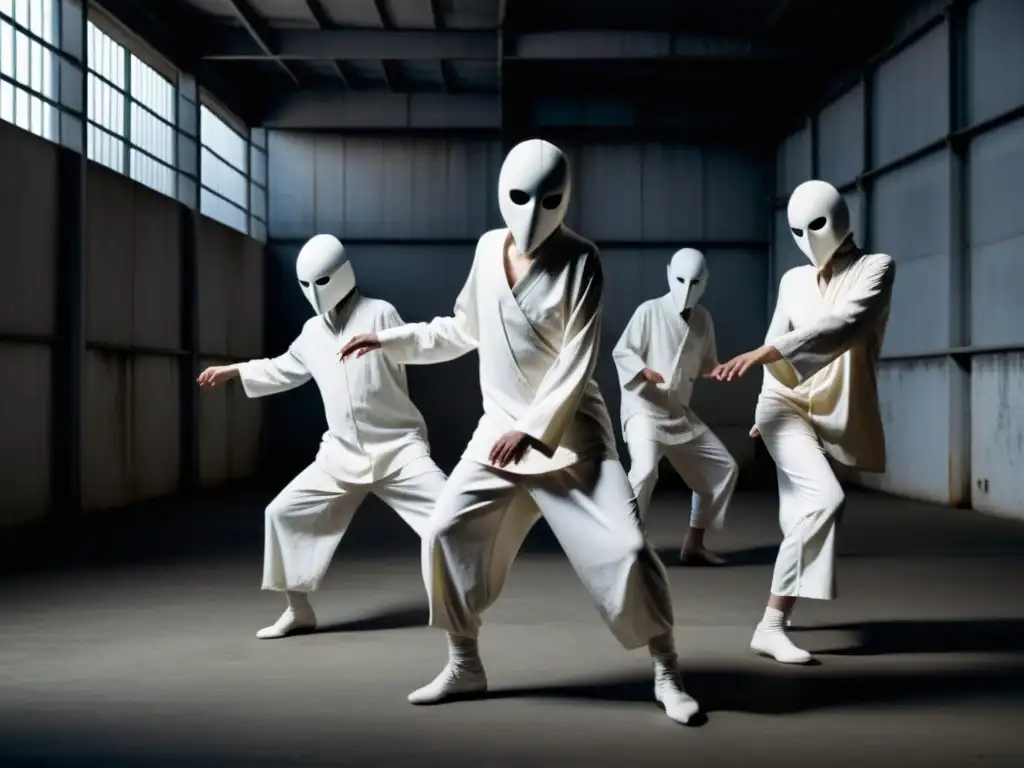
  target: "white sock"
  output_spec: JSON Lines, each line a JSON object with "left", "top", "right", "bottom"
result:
{"left": 759, "top": 606, "right": 787, "bottom": 633}
{"left": 447, "top": 634, "right": 481, "bottom": 667}
{"left": 286, "top": 590, "right": 313, "bottom": 614}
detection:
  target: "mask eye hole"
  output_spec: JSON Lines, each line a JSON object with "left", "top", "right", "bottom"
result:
{"left": 509, "top": 189, "right": 530, "bottom": 205}
{"left": 541, "top": 193, "right": 562, "bottom": 210}
{"left": 676, "top": 277, "right": 686, "bottom": 283}
{"left": 808, "top": 217, "right": 827, "bottom": 231}
{"left": 298, "top": 280, "right": 310, "bottom": 287}
{"left": 315, "top": 276, "right": 331, "bottom": 286}
{"left": 691, "top": 279, "right": 700, "bottom": 285}
{"left": 790, "top": 227, "right": 803, "bottom": 237}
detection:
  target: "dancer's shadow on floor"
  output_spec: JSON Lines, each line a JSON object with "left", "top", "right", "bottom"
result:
{"left": 811, "top": 618, "right": 1024, "bottom": 657}
{"left": 654, "top": 544, "right": 778, "bottom": 567}
{"left": 318, "top": 601, "right": 429, "bottom": 634}
{"left": 486, "top": 618, "right": 1024, "bottom": 716}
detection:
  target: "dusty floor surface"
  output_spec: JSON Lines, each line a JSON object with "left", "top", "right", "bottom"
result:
{"left": 1, "top": 487, "right": 1022, "bottom": 766}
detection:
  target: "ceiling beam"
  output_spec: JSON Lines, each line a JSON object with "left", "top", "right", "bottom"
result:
{"left": 371, "top": 0, "right": 402, "bottom": 92}
{"left": 302, "top": 0, "right": 354, "bottom": 87}
{"left": 429, "top": 0, "right": 456, "bottom": 93}
{"left": 507, "top": 31, "right": 822, "bottom": 61}
{"left": 200, "top": 28, "right": 819, "bottom": 62}
{"left": 262, "top": 92, "right": 500, "bottom": 130}
{"left": 225, "top": 0, "right": 301, "bottom": 85}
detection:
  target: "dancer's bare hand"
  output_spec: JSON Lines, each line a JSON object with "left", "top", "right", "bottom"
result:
{"left": 339, "top": 333, "right": 381, "bottom": 360}
{"left": 749, "top": 425, "right": 760, "bottom": 439}
{"left": 197, "top": 365, "right": 238, "bottom": 388}
{"left": 640, "top": 367, "right": 665, "bottom": 384}
{"left": 706, "top": 345, "right": 782, "bottom": 382}
{"left": 489, "top": 430, "right": 531, "bottom": 468}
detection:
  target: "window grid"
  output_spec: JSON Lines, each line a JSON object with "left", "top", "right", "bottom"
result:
{"left": 0, "top": 0, "right": 59, "bottom": 142}
{"left": 86, "top": 20, "right": 176, "bottom": 197}
{"left": 199, "top": 102, "right": 250, "bottom": 234}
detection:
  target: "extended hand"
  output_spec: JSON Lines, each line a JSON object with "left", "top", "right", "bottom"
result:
{"left": 489, "top": 430, "right": 531, "bottom": 468}
{"left": 640, "top": 367, "right": 665, "bottom": 384}
{"left": 705, "top": 345, "right": 782, "bottom": 382}
{"left": 749, "top": 425, "right": 760, "bottom": 439}
{"left": 339, "top": 332, "right": 381, "bottom": 360}
{"left": 196, "top": 365, "right": 238, "bottom": 388}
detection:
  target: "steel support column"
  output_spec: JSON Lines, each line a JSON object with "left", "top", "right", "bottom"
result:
{"left": 52, "top": 0, "right": 87, "bottom": 518}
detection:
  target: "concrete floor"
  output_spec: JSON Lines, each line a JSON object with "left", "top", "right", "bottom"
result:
{"left": 1, "top": 487, "right": 1023, "bottom": 767}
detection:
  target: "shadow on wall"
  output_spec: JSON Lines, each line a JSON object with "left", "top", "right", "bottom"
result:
{"left": 261, "top": 242, "right": 775, "bottom": 486}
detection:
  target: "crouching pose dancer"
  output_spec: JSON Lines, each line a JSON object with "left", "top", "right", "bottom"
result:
{"left": 198, "top": 235, "right": 447, "bottom": 639}
{"left": 708, "top": 180, "right": 895, "bottom": 663}
{"left": 341, "top": 139, "right": 700, "bottom": 724}
{"left": 613, "top": 248, "right": 738, "bottom": 565}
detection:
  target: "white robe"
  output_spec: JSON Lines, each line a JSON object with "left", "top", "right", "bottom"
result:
{"left": 757, "top": 247, "right": 895, "bottom": 599}
{"left": 613, "top": 296, "right": 737, "bottom": 529}
{"left": 238, "top": 292, "right": 445, "bottom": 592}
{"left": 377, "top": 228, "right": 674, "bottom": 649}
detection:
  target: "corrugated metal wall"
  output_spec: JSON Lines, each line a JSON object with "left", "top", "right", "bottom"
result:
{"left": 772, "top": 0, "right": 1024, "bottom": 518}
{"left": 265, "top": 132, "right": 770, "bottom": 479}
{"left": 0, "top": 119, "right": 265, "bottom": 526}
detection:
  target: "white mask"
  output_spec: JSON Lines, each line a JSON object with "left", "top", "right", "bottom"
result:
{"left": 787, "top": 180, "right": 852, "bottom": 270}
{"left": 295, "top": 234, "right": 356, "bottom": 316}
{"left": 667, "top": 248, "right": 708, "bottom": 313}
{"left": 497, "top": 138, "right": 571, "bottom": 255}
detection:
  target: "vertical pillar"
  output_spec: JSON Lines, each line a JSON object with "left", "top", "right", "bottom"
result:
{"left": 946, "top": 1, "right": 972, "bottom": 506}
{"left": 52, "top": 0, "right": 87, "bottom": 517}
{"left": 176, "top": 72, "right": 201, "bottom": 492}
{"left": 858, "top": 68, "right": 875, "bottom": 250}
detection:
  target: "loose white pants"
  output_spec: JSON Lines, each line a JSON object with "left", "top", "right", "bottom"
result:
{"left": 423, "top": 457, "right": 674, "bottom": 650}
{"left": 625, "top": 424, "right": 738, "bottom": 529}
{"left": 263, "top": 457, "right": 447, "bottom": 592}
{"left": 756, "top": 396, "right": 845, "bottom": 600}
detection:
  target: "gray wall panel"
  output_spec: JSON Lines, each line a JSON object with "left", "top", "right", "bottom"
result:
{"left": 267, "top": 131, "right": 317, "bottom": 241}
{"left": 704, "top": 148, "right": 769, "bottom": 242}
{"left": 772, "top": 208, "right": 805, "bottom": 285}
{"left": 579, "top": 143, "right": 645, "bottom": 242}
{"left": 197, "top": 218, "right": 230, "bottom": 357}
{"left": 967, "top": 117, "right": 1024, "bottom": 347}
{"left": 817, "top": 83, "right": 865, "bottom": 187}
{"left": 197, "top": 217, "right": 265, "bottom": 358}
{"left": 870, "top": 151, "right": 951, "bottom": 355}
{"left": 872, "top": 24, "right": 949, "bottom": 166}
{"left": 967, "top": 0, "right": 1024, "bottom": 125}
{"left": 228, "top": 381, "right": 263, "bottom": 480}
{"left": 775, "top": 126, "right": 811, "bottom": 197}
{"left": 0, "top": 343, "right": 50, "bottom": 526}
{"left": 639, "top": 143, "right": 703, "bottom": 242}
{"left": 0, "top": 122, "right": 58, "bottom": 337}
{"left": 81, "top": 351, "right": 181, "bottom": 511}
{"left": 86, "top": 166, "right": 136, "bottom": 346}
{"left": 971, "top": 352, "right": 1024, "bottom": 518}
{"left": 131, "top": 183, "right": 182, "bottom": 350}
{"left": 198, "top": 354, "right": 231, "bottom": 487}
{"left": 857, "top": 359, "right": 958, "bottom": 504}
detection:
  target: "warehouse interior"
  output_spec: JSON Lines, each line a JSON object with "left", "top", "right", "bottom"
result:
{"left": 1, "top": 0, "right": 1022, "bottom": 764}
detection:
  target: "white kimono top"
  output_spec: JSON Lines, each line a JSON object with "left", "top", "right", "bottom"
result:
{"left": 376, "top": 227, "right": 618, "bottom": 475}
{"left": 613, "top": 295, "right": 718, "bottom": 445}
{"left": 760, "top": 246, "right": 896, "bottom": 472}
{"left": 238, "top": 292, "right": 432, "bottom": 484}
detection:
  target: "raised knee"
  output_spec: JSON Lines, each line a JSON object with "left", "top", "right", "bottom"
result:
{"left": 824, "top": 483, "right": 845, "bottom": 517}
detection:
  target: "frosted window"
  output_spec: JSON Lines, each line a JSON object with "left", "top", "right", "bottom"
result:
{"left": 200, "top": 103, "right": 251, "bottom": 231}
{"left": 0, "top": 2, "right": 56, "bottom": 141}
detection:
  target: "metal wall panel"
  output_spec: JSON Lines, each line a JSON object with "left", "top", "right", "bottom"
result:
{"left": 971, "top": 352, "right": 1024, "bottom": 518}
{"left": 0, "top": 343, "right": 51, "bottom": 526}
{"left": 197, "top": 217, "right": 265, "bottom": 358}
{"left": 967, "top": 0, "right": 1024, "bottom": 126}
{"left": 844, "top": 189, "right": 864, "bottom": 244}
{"left": 267, "top": 132, "right": 502, "bottom": 241}
{"left": 857, "top": 359, "right": 957, "bottom": 504}
{"left": 198, "top": 354, "right": 230, "bottom": 487}
{"left": 817, "top": 83, "right": 865, "bottom": 187}
{"left": 967, "top": 117, "right": 1024, "bottom": 347}
{"left": 0, "top": 122, "right": 58, "bottom": 336}
{"left": 131, "top": 184, "right": 182, "bottom": 350}
{"left": 775, "top": 125, "right": 811, "bottom": 197}
{"left": 872, "top": 24, "right": 949, "bottom": 167}
{"left": 579, "top": 143, "right": 644, "bottom": 242}
{"left": 86, "top": 165, "right": 136, "bottom": 346}
{"left": 227, "top": 380, "right": 262, "bottom": 480}
{"left": 638, "top": 143, "right": 704, "bottom": 242}
{"left": 704, "top": 148, "right": 769, "bottom": 242}
{"left": 870, "top": 151, "right": 951, "bottom": 356}
{"left": 81, "top": 351, "right": 181, "bottom": 511}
